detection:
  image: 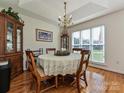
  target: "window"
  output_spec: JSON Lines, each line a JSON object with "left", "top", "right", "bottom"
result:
{"left": 81, "top": 29, "right": 91, "bottom": 50}
{"left": 72, "top": 25, "right": 105, "bottom": 63}
{"left": 72, "top": 31, "right": 80, "bottom": 48}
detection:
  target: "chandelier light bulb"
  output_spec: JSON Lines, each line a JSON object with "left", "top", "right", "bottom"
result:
{"left": 58, "top": 16, "right": 62, "bottom": 21}
{"left": 69, "top": 15, "right": 72, "bottom": 19}
{"left": 59, "top": 16, "right": 61, "bottom": 19}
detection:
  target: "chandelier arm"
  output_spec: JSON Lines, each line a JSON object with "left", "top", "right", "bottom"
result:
{"left": 58, "top": 1, "right": 73, "bottom": 32}
{"left": 64, "top": 2, "right": 67, "bottom": 19}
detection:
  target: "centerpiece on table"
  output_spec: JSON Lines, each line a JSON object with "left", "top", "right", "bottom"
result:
{"left": 54, "top": 48, "right": 70, "bottom": 56}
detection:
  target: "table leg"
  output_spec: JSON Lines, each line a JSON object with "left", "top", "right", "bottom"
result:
{"left": 55, "top": 76, "right": 58, "bottom": 88}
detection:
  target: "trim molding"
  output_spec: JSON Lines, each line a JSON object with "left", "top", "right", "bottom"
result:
{"left": 89, "top": 63, "right": 124, "bottom": 75}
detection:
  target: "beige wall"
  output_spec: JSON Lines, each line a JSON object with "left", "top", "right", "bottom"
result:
{"left": 0, "top": 7, "right": 60, "bottom": 70}
{"left": 69, "top": 9, "right": 124, "bottom": 74}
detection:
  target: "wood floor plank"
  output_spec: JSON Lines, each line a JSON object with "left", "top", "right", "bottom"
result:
{"left": 7, "top": 67, "right": 124, "bottom": 93}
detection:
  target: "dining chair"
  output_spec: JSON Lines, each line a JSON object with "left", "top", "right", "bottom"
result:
{"left": 71, "top": 50, "right": 91, "bottom": 93}
{"left": 26, "top": 48, "right": 43, "bottom": 63}
{"left": 25, "top": 50, "right": 58, "bottom": 93}
{"left": 72, "top": 48, "right": 83, "bottom": 53}
{"left": 32, "top": 48, "right": 43, "bottom": 57}
{"left": 46, "top": 48, "right": 56, "bottom": 54}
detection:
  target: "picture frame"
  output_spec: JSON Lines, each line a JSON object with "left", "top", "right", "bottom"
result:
{"left": 36, "top": 29, "right": 53, "bottom": 42}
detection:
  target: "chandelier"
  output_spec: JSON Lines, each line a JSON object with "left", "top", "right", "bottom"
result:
{"left": 58, "top": 1, "right": 73, "bottom": 34}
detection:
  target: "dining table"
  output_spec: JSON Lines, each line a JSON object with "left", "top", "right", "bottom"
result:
{"left": 38, "top": 53, "right": 81, "bottom": 76}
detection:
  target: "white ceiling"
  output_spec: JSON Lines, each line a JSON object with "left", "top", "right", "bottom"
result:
{"left": 0, "top": 0, "right": 124, "bottom": 26}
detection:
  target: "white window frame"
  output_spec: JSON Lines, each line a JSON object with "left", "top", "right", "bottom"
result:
{"left": 72, "top": 25, "right": 105, "bottom": 64}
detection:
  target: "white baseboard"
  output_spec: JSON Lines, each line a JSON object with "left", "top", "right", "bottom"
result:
{"left": 89, "top": 63, "right": 124, "bottom": 74}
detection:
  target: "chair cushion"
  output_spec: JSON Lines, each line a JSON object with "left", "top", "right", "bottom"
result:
{"left": 37, "top": 65, "right": 46, "bottom": 77}
{"left": 36, "top": 65, "right": 54, "bottom": 81}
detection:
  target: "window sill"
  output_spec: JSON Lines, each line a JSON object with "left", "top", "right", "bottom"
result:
{"left": 90, "top": 61, "right": 107, "bottom": 66}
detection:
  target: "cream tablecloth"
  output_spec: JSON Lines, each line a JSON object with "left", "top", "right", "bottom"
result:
{"left": 38, "top": 53, "right": 81, "bottom": 76}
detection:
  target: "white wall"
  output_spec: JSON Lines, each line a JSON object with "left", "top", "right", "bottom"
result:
{"left": 0, "top": 7, "right": 60, "bottom": 70}
{"left": 69, "top": 9, "right": 124, "bottom": 74}
{"left": 21, "top": 15, "right": 59, "bottom": 53}
{"left": 22, "top": 15, "right": 60, "bottom": 70}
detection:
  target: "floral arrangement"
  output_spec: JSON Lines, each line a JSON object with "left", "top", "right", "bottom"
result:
{"left": 1, "top": 7, "right": 24, "bottom": 23}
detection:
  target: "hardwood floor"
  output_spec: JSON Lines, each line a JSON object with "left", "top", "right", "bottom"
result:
{"left": 8, "top": 67, "right": 124, "bottom": 93}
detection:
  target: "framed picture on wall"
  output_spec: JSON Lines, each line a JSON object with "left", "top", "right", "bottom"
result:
{"left": 36, "top": 29, "right": 53, "bottom": 42}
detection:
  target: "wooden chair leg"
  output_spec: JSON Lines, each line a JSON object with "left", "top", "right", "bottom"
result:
{"left": 62, "top": 76, "right": 64, "bottom": 83}
{"left": 84, "top": 71, "right": 88, "bottom": 86}
{"left": 76, "top": 77, "right": 81, "bottom": 93}
{"left": 31, "top": 78, "right": 35, "bottom": 90}
{"left": 36, "top": 80, "right": 40, "bottom": 93}
{"left": 70, "top": 79, "right": 76, "bottom": 86}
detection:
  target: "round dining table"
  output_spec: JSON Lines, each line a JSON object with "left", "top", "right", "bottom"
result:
{"left": 38, "top": 53, "right": 81, "bottom": 76}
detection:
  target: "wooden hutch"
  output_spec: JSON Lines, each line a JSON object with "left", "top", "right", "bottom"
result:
{"left": 0, "top": 13, "right": 24, "bottom": 79}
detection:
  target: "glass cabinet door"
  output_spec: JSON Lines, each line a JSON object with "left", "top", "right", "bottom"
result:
{"left": 16, "top": 26, "right": 22, "bottom": 52}
{"left": 6, "top": 22, "right": 14, "bottom": 52}
{"left": 61, "top": 34, "right": 69, "bottom": 50}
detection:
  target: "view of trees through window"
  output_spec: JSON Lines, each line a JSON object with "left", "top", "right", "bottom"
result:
{"left": 72, "top": 25, "right": 105, "bottom": 63}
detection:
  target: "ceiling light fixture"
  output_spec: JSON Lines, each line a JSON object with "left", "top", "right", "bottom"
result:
{"left": 58, "top": 0, "right": 73, "bottom": 34}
